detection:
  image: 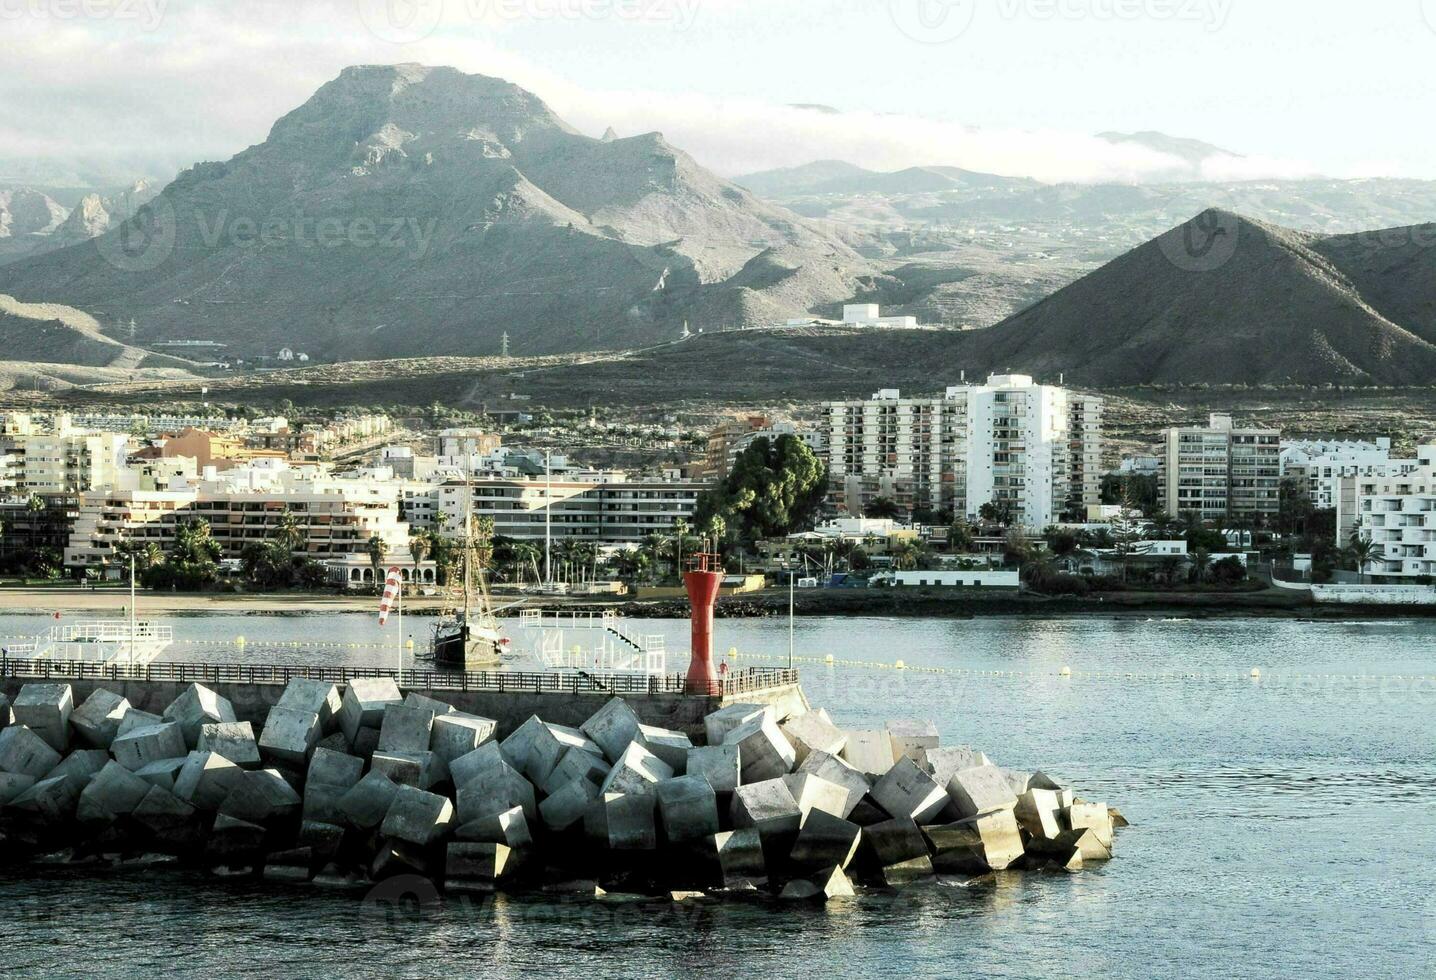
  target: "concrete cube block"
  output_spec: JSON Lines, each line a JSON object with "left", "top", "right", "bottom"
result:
{"left": 70, "top": 689, "right": 130, "bottom": 749}
{"left": 112, "top": 722, "right": 187, "bottom": 772}
{"left": 703, "top": 703, "right": 770, "bottom": 746}
{"left": 338, "top": 770, "right": 400, "bottom": 830}
{"left": 219, "top": 768, "right": 302, "bottom": 824}
{"left": 841, "top": 730, "right": 896, "bottom": 779}
{"left": 257, "top": 706, "right": 321, "bottom": 768}
{"left": 263, "top": 847, "right": 315, "bottom": 882}
{"left": 276, "top": 679, "right": 343, "bottom": 730}
{"left": 47, "top": 748, "right": 110, "bottom": 788}
{"left": 315, "top": 732, "right": 351, "bottom": 754}
{"left": 686, "top": 744, "right": 740, "bottom": 794}
{"left": 880, "top": 854, "right": 934, "bottom": 886}
{"left": 540, "top": 775, "right": 600, "bottom": 832}
{"left": 403, "top": 692, "right": 456, "bottom": 715}
{"left": 371, "top": 751, "right": 436, "bottom": 789}
{"left": 862, "top": 816, "right": 929, "bottom": 866}
{"left": 174, "top": 751, "right": 246, "bottom": 810}
{"left": 795, "top": 751, "right": 869, "bottom": 819}
{"left": 449, "top": 741, "right": 505, "bottom": 790}
{"left": 378, "top": 704, "right": 435, "bottom": 754}
{"left": 198, "top": 722, "right": 261, "bottom": 768}
{"left": 502, "top": 716, "right": 603, "bottom": 785}
{"left": 886, "top": 719, "right": 940, "bottom": 764}
{"left": 637, "top": 726, "right": 692, "bottom": 774}
{"left": 307, "top": 747, "right": 364, "bottom": 790}
{"left": 1066, "top": 801, "right": 1115, "bottom": 850}
{"left": 338, "top": 678, "right": 401, "bottom": 743}
{"left": 456, "top": 759, "right": 537, "bottom": 824}
{"left": 133, "top": 756, "right": 188, "bottom": 792}
{"left": 76, "top": 760, "right": 151, "bottom": 823}
{"left": 0, "top": 772, "right": 36, "bottom": 805}
{"left": 163, "top": 684, "right": 236, "bottom": 748}
{"left": 581, "top": 697, "right": 644, "bottom": 762}
{"left": 921, "top": 746, "right": 994, "bottom": 788}
{"left": 729, "top": 778, "right": 802, "bottom": 837}
{"left": 779, "top": 712, "right": 847, "bottom": 766}
{"left": 723, "top": 715, "right": 796, "bottom": 783}
{"left": 298, "top": 820, "right": 345, "bottom": 862}
{"left": 446, "top": 842, "right": 521, "bottom": 881}
{"left": 1001, "top": 768, "right": 1034, "bottom": 796}
{"left": 370, "top": 842, "right": 431, "bottom": 880}
{"left": 12, "top": 684, "right": 73, "bottom": 752}
{"left": 539, "top": 745, "right": 610, "bottom": 797}
{"left": 132, "top": 785, "right": 198, "bottom": 836}
{"left": 926, "top": 810, "right": 1025, "bottom": 872}
{"left": 655, "top": 775, "right": 720, "bottom": 843}
{"left": 1035, "top": 827, "right": 1110, "bottom": 862}
{"left": 946, "top": 764, "right": 1019, "bottom": 819}
{"left": 457, "top": 805, "right": 533, "bottom": 849}
{"left": 352, "top": 725, "right": 381, "bottom": 761}
{"left": 585, "top": 791, "right": 658, "bottom": 850}
{"left": 117, "top": 709, "right": 164, "bottom": 737}
{"left": 381, "top": 784, "right": 454, "bottom": 846}
{"left": 712, "top": 828, "right": 766, "bottom": 882}
{"left": 781, "top": 772, "right": 851, "bottom": 820}
{"left": 431, "top": 713, "right": 497, "bottom": 769}
{"left": 1016, "top": 788, "right": 1063, "bottom": 840}
{"left": 788, "top": 809, "right": 862, "bottom": 872}
{"left": 9, "top": 773, "right": 81, "bottom": 820}
{"left": 872, "top": 757, "right": 949, "bottom": 824}
{"left": 0, "top": 692, "right": 9, "bottom": 729}
{"left": 780, "top": 864, "right": 855, "bottom": 901}
{"left": 208, "top": 812, "right": 267, "bottom": 862}
{"left": 599, "top": 741, "right": 674, "bottom": 796}
{"left": 301, "top": 781, "right": 347, "bottom": 825}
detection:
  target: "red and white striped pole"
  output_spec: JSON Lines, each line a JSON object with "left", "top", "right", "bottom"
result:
{"left": 378, "top": 566, "right": 402, "bottom": 674}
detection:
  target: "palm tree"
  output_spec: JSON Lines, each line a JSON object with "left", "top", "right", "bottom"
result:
{"left": 366, "top": 535, "right": 386, "bottom": 582}
{"left": 890, "top": 541, "right": 921, "bottom": 571}
{"left": 1189, "top": 548, "right": 1212, "bottom": 584}
{"left": 1345, "top": 535, "right": 1380, "bottom": 584}
{"left": 273, "top": 508, "right": 304, "bottom": 555}
{"left": 408, "top": 532, "right": 430, "bottom": 568}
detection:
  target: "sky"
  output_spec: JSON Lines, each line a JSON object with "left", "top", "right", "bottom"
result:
{"left": 2, "top": 0, "right": 1434, "bottom": 186}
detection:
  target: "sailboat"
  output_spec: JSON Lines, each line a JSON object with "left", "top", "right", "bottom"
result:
{"left": 430, "top": 475, "right": 505, "bottom": 669}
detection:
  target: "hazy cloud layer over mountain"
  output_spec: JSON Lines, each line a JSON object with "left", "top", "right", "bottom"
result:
{"left": 8, "top": 0, "right": 1429, "bottom": 187}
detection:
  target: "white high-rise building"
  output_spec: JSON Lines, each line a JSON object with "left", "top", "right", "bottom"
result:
{"left": 822, "top": 374, "right": 1103, "bottom": 529}
{"left": 1161, "top": 414, "right": 1281, "bottom": 524}
{"left": 1335, "top": 446, "right": 1436, "bottom": 578}
{"left": 1281, "top": 437, "right": 1419, "bottom": 510}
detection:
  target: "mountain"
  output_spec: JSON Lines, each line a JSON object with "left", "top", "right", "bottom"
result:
{"left": 0, "top": 64, "right": 869, "bottom": 360}
{"left": 736, "top": 162, "right": 1035, "bottom": 199}
{"left": 962, "top": 210, "right": 1436, "bottom": 385}
{"left": 1095, "top": 131, "right": 1242, "bottom": 171}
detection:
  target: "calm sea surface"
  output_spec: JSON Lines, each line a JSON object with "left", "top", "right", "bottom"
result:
{"left": 2, "top": 613, "right": 1433, "bottom": 979}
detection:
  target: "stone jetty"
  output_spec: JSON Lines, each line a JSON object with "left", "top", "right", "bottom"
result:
{"left": 0, "top": 680, "right": 1124, "bottom": 901}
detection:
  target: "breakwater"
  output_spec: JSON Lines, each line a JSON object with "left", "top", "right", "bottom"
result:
{"left": 0, "top": 673, "right": 1121, "bottom": 901}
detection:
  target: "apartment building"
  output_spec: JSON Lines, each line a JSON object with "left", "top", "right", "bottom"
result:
{"left": 433, "top": 474, "right": 703, "bottom": 546}
{"left": 1161, "top": 414, "right": 1280, "bottom": 523}
{"left": 704, "top": 416, "right": 824, "bottom": 480}
{"left": 1334, "top": 447, "right": 1436, "bottom": 579}
{"left": 822, "top": 375, "right": 1103, "bottom": 530}
{"left": 1281, "top": 438, "right": 1418, "bottom": 510}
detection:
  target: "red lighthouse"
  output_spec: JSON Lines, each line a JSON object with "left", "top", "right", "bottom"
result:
{"left": 683, "top": 550, "right": 724, "bottom": 695}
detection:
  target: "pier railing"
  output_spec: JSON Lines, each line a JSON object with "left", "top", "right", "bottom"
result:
{"left": 0, "top": 656, "right": 798, "bottom": 698}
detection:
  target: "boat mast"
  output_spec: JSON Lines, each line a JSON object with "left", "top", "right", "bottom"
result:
{"left": 462, "top": 460, "right": 473, "bottom": 623}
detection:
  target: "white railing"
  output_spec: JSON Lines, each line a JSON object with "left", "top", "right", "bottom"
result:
{"left": 9, "top": 619, "right": 174, "bottom": 666}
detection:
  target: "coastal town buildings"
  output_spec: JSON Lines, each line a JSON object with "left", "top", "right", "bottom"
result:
{"left": 1161, "top": 414, "right": 1280, "bottom": 524}
{"left": 1334, "top": 446, "right": 1436, "bottom": 579}
{"left": 702, "top": 416, "right": 824, "bottom": 480}
{"left": 1280, "top": 437, "right": 1419, "bottom": 510}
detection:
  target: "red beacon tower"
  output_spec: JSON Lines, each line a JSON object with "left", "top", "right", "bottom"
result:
{"left": 683, "top": 549, "right": 724, "bottom": 695}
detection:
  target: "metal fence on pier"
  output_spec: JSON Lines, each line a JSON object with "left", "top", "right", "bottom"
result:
{"left": 0, "top": 656, "right": 798, "bottom": 698}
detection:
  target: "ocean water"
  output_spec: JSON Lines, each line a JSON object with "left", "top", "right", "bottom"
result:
{"left": 2, "top": 614, "right": 1434, "bottom": 979}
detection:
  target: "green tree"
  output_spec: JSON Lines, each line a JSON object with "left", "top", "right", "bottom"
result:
{"left": 366, "top": 535, "right": 387, "bottom": 582}
{"left": 694, "top": 434, "right": 827, "bottom": 544}
{"left": 1344, "top": 535, "right": 1380, "bottom": 584}
{"left": 864, "top": 497, "right": 902, "bottom": 520}
{"left": 947, "top": 520, "right": 975, "bottom": 553}
{"left": 144, "top": 518, "right": 222, "bottom": 590}
{"left": 1189, "top": 547, "right": 1213, "bottom": 584}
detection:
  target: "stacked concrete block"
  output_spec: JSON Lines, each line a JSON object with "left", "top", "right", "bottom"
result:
{"left": 580, "top": 698, "right": 644, "bottom": 762}
{"left": 380, "top": 784, "right": 454, "bottom": 847}
{"left": 638, "top": 727, "right": 693, "bottom": 774}
{"left": 502, "top": 716, "right": 603, "bottom": 786}
{"left": 723, "top": 715, "right": 796, "bottom": 784}
{"left": 339, "top": 771, "right": 401, "bottom": 830}
{"left": 780, "top": 865, "right": 855, "bottom": 901}
{"left": 131, "top": 785, "right": 198, "bottom": 837}
{"left": 686, "top": 744, "right": 740, "bottom": 795}
{"left": 925, "top": 810, "right": 1025, "bottom": 873}
{"left": 921, "top": 746, "right": 993, "bottom": 788}
{"left": 76, "top": 761, "right": 151, "bottom": 824}
{"left": 9, "top": 775, "right": 82, "bottom": 821}
{"left": 779, "top": 712, "right": 847, "bottom": 766}
{"left": 879, "top": 855, "right": 935, "bottom": 886}
{"left": 1015, "top": 788, "right": 1063, "bottom": 840}
{"left": 257, "top": 707, "right": 322, "bottom": 768}
{"left": 0, "top": 773, "right": 37, "bottom": 805}
{"left": 208, "top": 813, "right": 267, "bottom": 864}
{"left": 302, "top": 747, "right": 364, "bottom": 823}
{"left": 711, "top": 827, "right": 766, "bottom": 883}
{"left": 781, "top": 772, "right": 850, "bottom": 820}
{"left": 198, "top": 722, "right": 261, "bottom": 769}
{"left": 456, "top": 759, "right": 537, "bottom": 824}
{"left": 0, "top": 692, "right": 9, "bottom": 728}
{"left": 276, "top": 679, "right": 343, "bottom": 733}
{"left": 655, "top": 775, "right": 720, "bottom": 843}
{"left": 117, "top": 709, "right": 164, "bottom": 738}
{"left": 219, "top": 768, "right": 302, "bottom": 824}
{"left": 703, "top": 703, "right": 770, "bottom": 746}
{"left": 173, "top": 751, "right": 246, "bottom": 811}
{"left": 163, "top": 684, "right": 236, "bottom": 748}
{"left": 862, "top": 816, "right": 930, "bottom": 869}
{"left": 539, "top": 775, "right": 600, "bottom": 832}
{"left": 263, "top": 847, "right": 315, "bottom": 882}
{"left": 447, "top": 842, "right": 522, "bottom": 885}
{"left": 449, "top": 742, "right": 505, "bottom": 790}
{"left": 871, "top": 757, "right": 949, "bottom": 824}
{"left": 946, "top": 763, "right": 1019, "bottom": 820}
{"left": 599, "top": 742, "right": 673, "bottom": 796}
{"left": 456, "top": 805, "right": 533, "bottom": 849}
{"left": 788, "top": 809, "right": 862, "bottom": 872}
{"left": 12, "top": 684, "right": 74, "bottom": 753}
{"left": 538, "top": 745, "right": 610, "bottom": 797}
{"left": 794, "top": 751, "right": 869, "bottom": 819}
{"left": 134, "top": 757, "right": 189, "bottom": 792}
{"left": 729, "top": 778, "right": 802, "bottom": 838}
{"left": 886, "top": 719, "right": 940, "bottom": 765}
{"left": 112, "top": 722, "right": 187, "bottom": 772}
{"left": 47, "top": 749, "right": 110, "bottom": 789}
{"left": 1031, "top": 827, "right": 1109, "bottom": 863}
{"left": 378, "top": 704, "right": 435, "bottom": 754}
{"left": 1066, "top": 801, "right": 1115, "bottom": 853}
{"left": 338, "top": 678, "right": 402, "bottom": 744}
{"left": 403, "top": 692, "right": 457, "bottom": 716}
{"left": 585, "top": 791, "right": 658, "bottom": 851}
{"left": 431, "top": 713, "right": 497, "bottom": 774}
{"left": 841, "top": 730, "right": 896, "bottom": 779}
{"left": 370, "top": 752, "right": 436, "bottom": 789}
{"left": 70, "top": 689, "right": 131, "bottom": 749}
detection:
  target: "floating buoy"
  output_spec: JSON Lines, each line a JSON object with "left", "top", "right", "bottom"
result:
{"left": 894, "top": 660, "right": 906, "bottom": 670}
{"left": 1059, "top": 665, "right": 1072, "bottom": 677}
{"left": 405, "top": 639, "right": 414, "bottom": 650}
{"left": 824, "top": 654, "right": 834, "bottom": 665}
{"left": 1250, "top": 667, "right": 1261, "bottom": 679}
{"left": 728, "top": 647, "right": 737, "bottom": 659}
{"left": 235, "top": 635, "right": 246, "bottom": 647}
